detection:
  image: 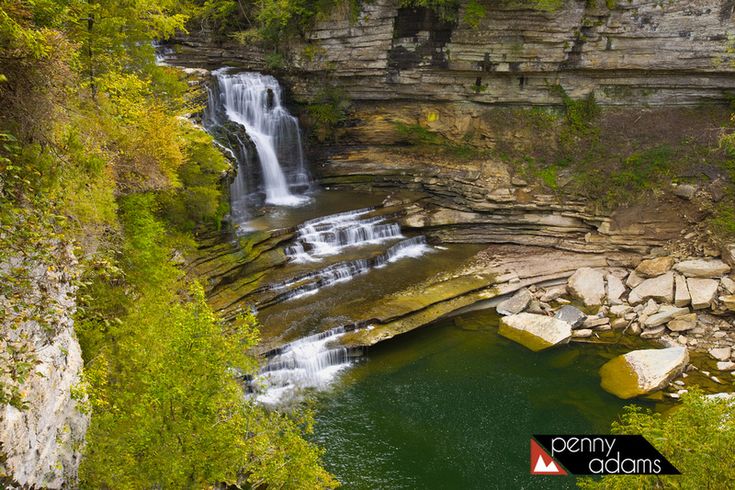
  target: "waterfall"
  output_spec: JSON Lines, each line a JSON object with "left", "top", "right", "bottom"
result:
{"left": 285, "top": 208, "right": 403, "bottom": 263}
{"left": 252, "top": 327, "right": 352, "bottom": 405}
{"left": 206, "top": 69, "right": 310, "bottom": 208}
{"left": 271, "top": 236, "right": 431, "bottom": 303}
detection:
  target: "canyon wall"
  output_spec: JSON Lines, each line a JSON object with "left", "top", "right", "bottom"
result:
{"left": 170, "top": 0, "right": 735, "bottom": 106}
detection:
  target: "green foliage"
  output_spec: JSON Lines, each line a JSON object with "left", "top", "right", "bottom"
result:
{"left": 610, "top": 145, "right": 674, "bottom": 192}
{"left": 578, "top": 391, "right": 735, "bottom": 489}
{"left": 306, "top": 86, "right": 351, "bottom": 142}
{"left": 463, "top": 0, "right": 486, "bottom": 28}
{"left": 394, "top": 122, "right": 487, "bottom": 159}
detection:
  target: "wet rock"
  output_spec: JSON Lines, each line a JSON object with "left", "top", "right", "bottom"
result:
{"left": 674, "top": 274, "right": 691, "bottom": 307}
{"left": 716, "top": 361, "right": 735, "bottom": 372}
{"left": 496, "top": 288, "right": 532, "bottom": 316}
{"left": 643, "top": 306, "right": 690, "bottom": 328}
{"left": 567, "top": 267, "right": 605, "bottom": 307}
{"left": 628, "top": 272, "right": 674, "bottom": 305}
{"left": 687, "top": 278, "right": 719, "bottom": 309}
{"left": 672, "top": 184, "right": 697, "bottom": 200}
{"left": 635, "top": 257, "right": 674, "bottom": 278}
{"left": 554, "top": 305, "right": 586, "bottom": 329}
{"left": 667, "top": 313, "right": 697, "bottom": 332}
{"left": 600, "top": 347, "right": 689, "bottom": 399}
{"left": 498, "top": 313, "right": 572, "bottom": 352}
{"left": 674, "top": 259, "right": 730, "bottom": 278}
{"left": 606, "top": 273, "right": 626, "bottom": 305}
{"left": 709, "top": 347, "right": 732, "bottom": 361}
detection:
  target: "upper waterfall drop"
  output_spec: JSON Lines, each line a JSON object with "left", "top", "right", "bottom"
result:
{"left": 206, "top": 69, "right": 310, "bottom": 209}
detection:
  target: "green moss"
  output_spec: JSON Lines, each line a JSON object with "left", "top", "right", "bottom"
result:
{"left": 497, "top": 322, "right": 557, "bottom": 352}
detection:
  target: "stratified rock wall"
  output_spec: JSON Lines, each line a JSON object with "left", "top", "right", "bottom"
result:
{"left": 169, "top": 0, "right": 735, "bottom": 106}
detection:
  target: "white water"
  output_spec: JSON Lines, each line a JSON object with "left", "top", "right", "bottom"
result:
{"left": 253, "top": 327, "right": 352, "bottom": 405}
{"left": 285, "top": 208, "right": 403, "bottom": 263}
{"left": 212, "top": 69, "right": 309, "bottom": 206}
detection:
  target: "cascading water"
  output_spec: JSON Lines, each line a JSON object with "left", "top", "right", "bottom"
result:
{"left": 252, "top": 327, "right": 354, "bottom": 405}
{"left": 285, "top": 208, "right": 403, "bottom": 263}
{"left": 204, "top": 69, "right": 310, "bottom": 210}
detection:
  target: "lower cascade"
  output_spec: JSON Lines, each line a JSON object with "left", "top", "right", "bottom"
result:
{"left": 252, "top": 327, "right": 353, "bottom": 406}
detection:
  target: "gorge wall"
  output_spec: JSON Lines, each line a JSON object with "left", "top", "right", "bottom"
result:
{"left": 171, "top": 0, "right": 735, "bottom": 105}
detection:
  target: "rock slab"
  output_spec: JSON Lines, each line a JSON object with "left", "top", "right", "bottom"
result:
{"left": 567, "top": 267, "right": 605, "bottom": 307}
{"left": 600, "top": 347, "right": 689, "bottom": 399}
{"left": 498, "top": 313, "right": 572, "bottom": 352}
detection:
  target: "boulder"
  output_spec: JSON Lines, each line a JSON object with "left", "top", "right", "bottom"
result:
{"left": 635, "top": 257, "right": 675, "bottom": 278}
{"left": 674, "top": 259, "right": 730, "bottom": 278}
{"left": 709, "top": 347, "right": 732, "bottom": 361}
{"left": 540, "top": 285, "right": 567, "bottom": 302}
{"left": 641, "top": 299, "right": 659, "bottom": 317}
{"left": 498, "top": 313, "right": 572, "bottom": 352}
{"left": 554, "top": 305, "right": 586, "bottom": 328}
{"left": 628, "top": 272, "right": 674, "bottom": 305}
{"left": 600, "top": 347, "right": 689, "bottom": 399}
{"left": 611, "top": 318, "right": 628, "bottom": 329}
{"left": 674, "top": 274, "right": 691, "bottom": 307}
{"left": 672, "top": 184, "right": 697, "bottom": 200}
{"left": 496, "top": 288, "right": 532, "bottom": 316}
{"left": 667, "top": 313, "right": 697, "bottom": 332}
{"left": 640, "top": 326, "right": 666, "bottom": 339}
{"left": 605, "top": 274, "right": 626, "bottom": 305}
{"left": 687, "top": 278, "right": 719, "bottom": 309}
{"left": 567, "top": 268, "right": 605, "bottom": 307}
{"left": 716, "top": 361, "right": 735, "bottom": 372}
{"left": 583, "top": 316, "right": 610, "bottom": 328}
{"left": 643, "top": 306, "right": 690, "bottom": 328}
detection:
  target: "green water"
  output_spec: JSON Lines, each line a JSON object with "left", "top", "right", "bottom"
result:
{"left": 313, "top": 309, "right": 651, "bottom": 489}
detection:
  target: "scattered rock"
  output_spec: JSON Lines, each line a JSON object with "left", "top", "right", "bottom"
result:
{"left": 567, "top": 268, "right": 605, "bottom": 307}
{"left": 677, "top": 334, "right": 688, "bottom": 344}
{"left": 626, "top": 270, "right": 645, "bottom": 288}
{"left": 709, "top": 347, "right": 732, "bottom": 361}
{"left": 539, "top": 285, "right": 567, "bottom": 302}
{"left": 611, "top": 318, "right": 628, "bottom": 329}
{"left": 605, "top": 273, "right": 626, "bottom": 305}
{"left": 496, "top": 288, "right": 532, "bottom": 316}
{"left": 498, "top": 313, "right": 572, "bottom": 352}
{"left": 674, "top": 274, "right": 691, "bottom": 307}
{"left": 635, "top": 257, "right": 675, "bottom": 278}
{"left": 644, "top": 306, "right": 690, "bottom": 328}
{"left": 719, "top": 295, "right": 735, "bottom": 312}
{"left": 583, "top": 316, "right": 610, "bottom": 328}
{"left": 722, "top": 244, "right": 735, "bottom": 268}
{"left": 667, "top": 313, "right": 697, "bottom": 332}
{"left": 610, "top": 304, "right": 632, "bottom": 317}
{"left": 687, "top": 278, "right": 719, "bottom": 309}
{"left": 642, "top": 299, "right": 659, "bottom": 317}
{"left": 600, "top": 347, "right": 689, "bottom": 399}
{"left": 526, "top": 300, "right": 545, "bottom": 315}
{"left": 628, "top": 322, "right": 642, "bottom": 335}
{"left": 554, "top": 305, "right": 586, "bottom": 328}
{"left": 641, "top": 326, "right": 666, "bottom": 339}
{"left": 721, "top": 277, "right": 735, "bottom": 295}
{"left": 628, "top": 272, "right": 674, "bottom": 305}
{"left": 572, "top": 328, "right": 593, "bottom": 338}
{"left": 672, "top": 184, "right": 697, "bottom": 200}
{"left": 716, "top": 361, "right": 735, "bottom": 372}
{"left": 674, "top": 259, "right": 730, "bottom": 278}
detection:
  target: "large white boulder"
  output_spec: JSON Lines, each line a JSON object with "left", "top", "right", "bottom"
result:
{"left": 674, "top": 259, "right": 730, "bottom": 278}
{"left": 567, "top": 268, "right": 605, "bottom": 307}
{"left": 600, "top": 347, "right": 689, "bottom": 399}
{"left": 627, "top": 271, "right": 674, "bottom": 305}
{"left": 498, "top": 313, "right": 572, "bottom": 352}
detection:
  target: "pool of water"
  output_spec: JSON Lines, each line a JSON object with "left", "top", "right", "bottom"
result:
{"left": 312, "top": 309, "right": 654, "bottom": 489}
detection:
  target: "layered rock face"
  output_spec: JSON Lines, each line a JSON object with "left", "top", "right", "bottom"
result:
{"left": 0, "top": 245, "right": 88, "bottom": 488}
{"left": 169, "top": 0, "right": 735, "bottom": 106}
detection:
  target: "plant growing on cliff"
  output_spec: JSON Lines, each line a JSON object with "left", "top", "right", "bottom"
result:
{"left": 578, "top": 391, "right": 735, "bottom": 489}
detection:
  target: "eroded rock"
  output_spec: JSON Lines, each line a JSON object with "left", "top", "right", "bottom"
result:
{"left": 498, "top": 313, "right": 572, "bottom": 352}
{"left": 687, "top": 278, "right": 719, "bottom": 309}
{"left": 635, "top": 257, "right": 674, "bottom": 278}
{"left": 628, "top": 272, "right": 674, "bottom": 305}
{"left": 674, "top": 259, "right": 730, "bottom": 278}
{"left": 567, "top": 267, "right": 605, "bottom": 307}
{"left": 600, "top": 347, "right": 689, "bottom": 399}
{"left": 496, "top": 288, "right": 532, "bottom": 316}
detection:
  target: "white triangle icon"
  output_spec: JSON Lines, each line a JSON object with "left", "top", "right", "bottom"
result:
{"left": 534, "top": 455, "right": 560, "bottom": 473}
